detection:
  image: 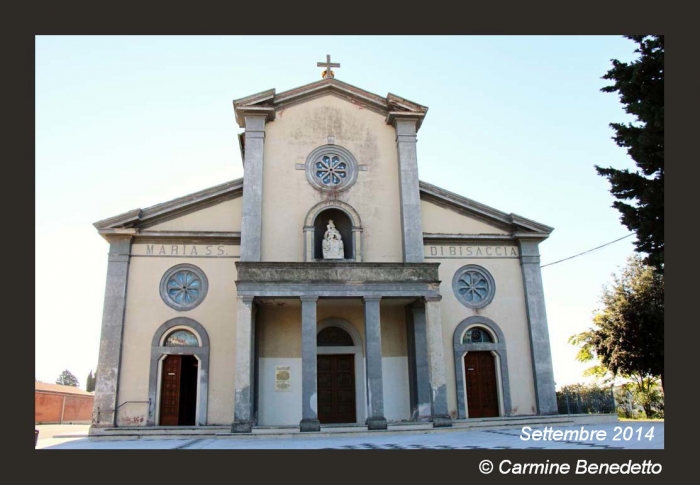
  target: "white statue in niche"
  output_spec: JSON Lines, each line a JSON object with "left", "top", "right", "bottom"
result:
{"left": 322, "top": 219, "right": 344, "bottom": 259}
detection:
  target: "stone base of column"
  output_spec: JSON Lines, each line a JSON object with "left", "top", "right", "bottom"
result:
{"left": 367, "top": 417, "right": 388, "bottom": 430}
{"left": 90, "top": 422, "right": 113, "bottom": 429}
{"left": 300, "top": 418, "right": 321, "bottom": 432}
{"left": 415, "top": 402, "right": 432, "bottom": 422}
{"left": 431, "top": 415, "right": 453, "bottom": 428}
{"left": 232, "top": 420, "right": 253, "bottom": 433}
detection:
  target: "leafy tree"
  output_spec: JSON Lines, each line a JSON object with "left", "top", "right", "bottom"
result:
{"left": 597, "top": 35, "right": 664, "bottom": 273}
{"left": 569, "top": 255, "right": 664, "bottom": 392}
{"left": 86, "top": 370, "right": 96, "bottom": 392}
{"left": 616, "top": 377, "right": 664, "bottom": 419}
{"left": 56, "top": 369, "right": 80, "bottom": 387}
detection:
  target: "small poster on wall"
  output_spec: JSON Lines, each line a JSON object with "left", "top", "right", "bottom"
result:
{"left": 275, "top": 366, "right": 291, "bottom": 392}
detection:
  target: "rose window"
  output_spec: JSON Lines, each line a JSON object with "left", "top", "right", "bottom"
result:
{"left": 452, "top": 265, "right": 495, "bottom": 309}
{"left": 160, "top": 264, "right": 209, "bottom": 311}
{"left": 315, "top": 155, "right": 348, "bottom": 186}
{"left": 305, "top": 145, "right": 358, "bottom": 192}
{"left": 167, "top": 271, "right": 202, "bottom": 304}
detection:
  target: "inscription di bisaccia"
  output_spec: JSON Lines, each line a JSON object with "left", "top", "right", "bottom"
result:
{"left": 425, "top": 245, "right": 519, "bottom": 258}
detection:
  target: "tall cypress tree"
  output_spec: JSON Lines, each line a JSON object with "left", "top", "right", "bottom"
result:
{"left": 597, "top": 35, "right": 664, "bottom": 273}
{"left": 86, "top": 370, "right": 96, "bottom": 392}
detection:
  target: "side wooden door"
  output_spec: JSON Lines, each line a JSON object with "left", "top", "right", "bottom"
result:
{"left": 160, "top": 355, "right": 182, "bottom": 425}
{"left": 464, "top": 351, "right": 499, "bottom": 418}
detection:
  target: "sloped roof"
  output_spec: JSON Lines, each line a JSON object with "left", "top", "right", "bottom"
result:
{"left": 93, "top": 178, "right": 244, "bottom": 238}
{"left": 419, "top": 180, "right": 553, "bottom": 236}
{"left": 94, "top": 176, "right": 551, "bottom": 240}
{"left": 35, "top": 382, "right": 94, "bottom": 396}
{"left": 233, "top": 77, "right": 429, "bottom": 130}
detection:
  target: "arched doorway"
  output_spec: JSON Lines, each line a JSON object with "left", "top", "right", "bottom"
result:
{"left": 317, "top": 326, "right": 356, "bottom": 424}
{"left": 452, "top": 317, "right": 512, "bottom": 419}
{"left": 148, "top": 318, "right": 210, "bottom": 426}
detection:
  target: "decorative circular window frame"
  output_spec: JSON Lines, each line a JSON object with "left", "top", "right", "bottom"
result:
{"left": 305, "top": 144, "right": 359, "bottom": 192}
{"left": 159, "top": 263, "right": 209, "bottom": 311}
{"left": 452, "top": 264, "right": 496, "bottom": 309}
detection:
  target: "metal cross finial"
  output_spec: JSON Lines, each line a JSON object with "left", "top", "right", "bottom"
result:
{"left": 317, "top": 54, "right": 340, "bottom": 79}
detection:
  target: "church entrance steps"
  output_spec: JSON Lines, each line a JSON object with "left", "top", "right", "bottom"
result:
{"left": 87, "top": 414, "right": 616, "bottom": 440}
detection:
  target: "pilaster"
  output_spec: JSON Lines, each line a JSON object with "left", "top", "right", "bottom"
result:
{"left": 240, "top": 114, "right": 267, "bottom": 262}
{"left": 394, "top": 118, "right": 425, "bottom": 263}
{"left": 424, "top": 295, "right": 452, "bottom": 427}
{"left": 92, "top": 235, "right": 132, "bottom": 428}
{"left": 519, "top": 240, "right": 558, "bottom": 415}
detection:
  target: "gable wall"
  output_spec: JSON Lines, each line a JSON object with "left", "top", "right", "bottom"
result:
{"left": 146, "top": 197, "right": 243, "bottom": 232}
{"left": 261, "top": 95, "right": 403, "bottom": 262}
{"left": 421, "top": 199, "right": 509, "bottom": 235}
{"left": 117, "top": 249, "right": 239, "bottom": 426}
{"left": 431, "top": 252, "right": 537, "bottom": 417}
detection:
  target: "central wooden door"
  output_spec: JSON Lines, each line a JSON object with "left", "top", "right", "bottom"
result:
{"left": 159, "top": 355, "right": 198, "bottom": 426}
{"left": 464, "top": 351, "right": 499, "bottom": 418}
{"left": 317, "top": 354, "right": 356, "bottom": 424}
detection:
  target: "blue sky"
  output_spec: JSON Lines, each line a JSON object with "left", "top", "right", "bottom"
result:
{"left": 36, "top": 35, "right": 641, "bottom": 389}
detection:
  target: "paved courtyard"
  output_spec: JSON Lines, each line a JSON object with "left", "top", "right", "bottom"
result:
{"left": 37, "top": 421, "right": 663, "bottom": 450}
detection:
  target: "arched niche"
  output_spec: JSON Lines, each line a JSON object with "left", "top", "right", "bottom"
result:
{"left": 304, "top": 200, "right": 363, "bottom": 262}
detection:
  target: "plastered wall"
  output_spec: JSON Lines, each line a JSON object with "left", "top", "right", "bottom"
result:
{"left": 118, "top": 247, "right": 239, "bottom": 425}
{"left": 261, "top": 95, "right": 403, "bottom": 262}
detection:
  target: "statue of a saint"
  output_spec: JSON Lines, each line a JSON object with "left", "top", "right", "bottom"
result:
{"left": 322, "top": 219, "right": 344, "bottom": 259}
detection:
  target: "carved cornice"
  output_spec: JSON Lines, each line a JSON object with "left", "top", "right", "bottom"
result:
{"left": 232, "top": 78, "right": 429, "bottom": 131}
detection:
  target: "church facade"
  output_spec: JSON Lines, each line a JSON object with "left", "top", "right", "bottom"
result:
{"left": 91, "top": 61, "right": 558, "bottom": 433}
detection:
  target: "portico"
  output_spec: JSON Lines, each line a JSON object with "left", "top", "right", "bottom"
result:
{"left": 231, "top": 262, "right": 452, "bottom": 432}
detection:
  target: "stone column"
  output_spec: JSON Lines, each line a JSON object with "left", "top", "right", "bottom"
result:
{"left": 240, "top": 114, "right": 267, "bottom": 262}
{"left": 92, "top": 235, "right": 132, "bottom": 428}
{"left": 363, "top": 296, "right": 387, "bottom": 430}
{"left": 233, "top": 295, "right": 255, "bottom": 432}
{"left": 519, "top": 240, "right": 558, "bottom": 415}
{"left": 303, "top": 225, "right": 315, "bottom": 261}
{"left": 300, "top": 296, "right": 321, "bottom": 432}
{"left": 394, "top": 118, "right": 425, "bottom": 263}
{"left": 424, "top": 296, "right": 452, "bottom": 427}
{"left": 352, "top": 226, "right": 363, "bottom": 262}
{"left": 410, "top": 302, "right": 432, "bottom": 421}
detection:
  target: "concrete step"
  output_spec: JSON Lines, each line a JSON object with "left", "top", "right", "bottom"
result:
{"left": 87, "top": 414, "right": 617, "bottom": 440}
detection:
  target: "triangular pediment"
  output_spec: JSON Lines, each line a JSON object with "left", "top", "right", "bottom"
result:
{"left": 233, "top": 78, "right": 428, "bottom": 130}
{"left": 419, "top": 180, "right": 553, "bottom": 240}
{"left": 94, "top": 178, "right": 243, "bottom": 240}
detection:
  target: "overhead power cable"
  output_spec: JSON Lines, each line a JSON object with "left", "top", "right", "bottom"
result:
{"left": 540, "top": 233, "right": 635, "bottom": 269}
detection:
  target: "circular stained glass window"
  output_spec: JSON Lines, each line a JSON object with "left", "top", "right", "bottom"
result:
{"left": 159, "top": 264, "right": 209, "bottom": 311}
{"left": 452, "top": 265, "right": 496, "bottom": 309}
{"left": 305, "top": 145, "right": 358, "bottom": 192}
{"left": 316, "top": 155, "right": 348, "bottom": 186}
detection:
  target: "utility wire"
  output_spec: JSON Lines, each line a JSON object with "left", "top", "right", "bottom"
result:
{"left": 540, "top": 233, "right": 635, "bottom": 269}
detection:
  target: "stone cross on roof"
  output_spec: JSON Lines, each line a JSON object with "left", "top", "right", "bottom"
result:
{"left": 317, "top": 54, "right": 340, "bottom": 79}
